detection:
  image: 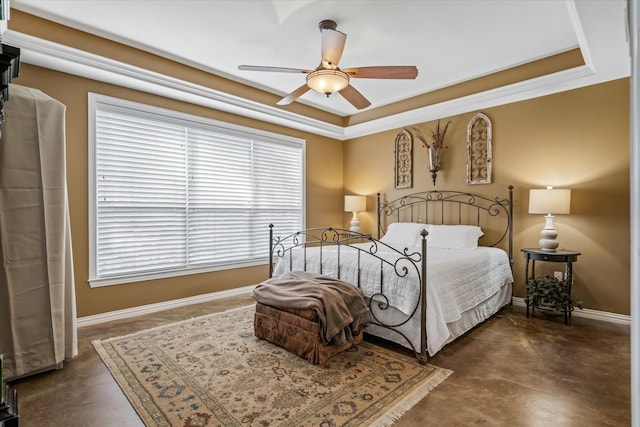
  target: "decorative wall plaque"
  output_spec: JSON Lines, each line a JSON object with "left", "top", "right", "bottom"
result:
{"left": 466, "top": 113, "right": 492, "bottom": 185}
{"left": 394, "top": 129, "right": 412, "bottom": 189}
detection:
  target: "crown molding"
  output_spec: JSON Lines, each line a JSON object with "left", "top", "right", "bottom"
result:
{"left": 2, "top": 28, "right": 629, "bottom": 141}
{"left": 3, "top": 30, "right": 347, "bottom": 139}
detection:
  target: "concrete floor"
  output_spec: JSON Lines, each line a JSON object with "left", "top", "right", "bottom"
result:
{"left": 10, "top": 295, "right": 630, "bottom": 426}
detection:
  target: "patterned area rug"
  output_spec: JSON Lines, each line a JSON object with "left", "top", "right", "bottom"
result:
{"left": 93, "top": 305, "right": 452, "bottom": 427}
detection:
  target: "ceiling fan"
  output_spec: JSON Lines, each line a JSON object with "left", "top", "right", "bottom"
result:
{"left": 238, "top": 20, "right": 419, "bottom": 110}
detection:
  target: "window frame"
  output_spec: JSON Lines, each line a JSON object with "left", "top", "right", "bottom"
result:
{"left": 88, "top": 93, "right": 306, "bottom": 287}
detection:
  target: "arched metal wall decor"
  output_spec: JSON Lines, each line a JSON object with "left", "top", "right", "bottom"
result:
{"left": 394, "top": 129, "right": 412, "bottom": 189}
{"left": 466, "top": 113, "right": 492, "bottom": 185}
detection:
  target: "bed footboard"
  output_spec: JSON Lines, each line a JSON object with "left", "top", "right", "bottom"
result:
{"left": 268, "top": 224, "right": 429, "bottom": 364}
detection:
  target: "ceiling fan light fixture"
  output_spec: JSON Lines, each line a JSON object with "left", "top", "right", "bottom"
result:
{"left": 306, "top": 69, "right": 349, "bottom": 96}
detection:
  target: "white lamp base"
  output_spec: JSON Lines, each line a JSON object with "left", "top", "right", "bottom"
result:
{"left": 349, "top": 211, "right": 360, "bottom": 232}
{"left": 539, "top": 214, "right": 559, "bottom": 251}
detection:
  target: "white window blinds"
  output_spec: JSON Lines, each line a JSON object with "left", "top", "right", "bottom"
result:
{"left": 89, "top": 94, "right": 304, "bottom": 286}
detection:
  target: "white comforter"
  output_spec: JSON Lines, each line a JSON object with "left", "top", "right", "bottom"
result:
{"left": 273, "top": 243, "right": 514, "bottom": 355}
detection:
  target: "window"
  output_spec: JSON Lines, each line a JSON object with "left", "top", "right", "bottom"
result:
{"left": 88, "top": 94, "right": 305, "bottom": 287}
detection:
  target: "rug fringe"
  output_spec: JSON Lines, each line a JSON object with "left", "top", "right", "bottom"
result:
{"left": 369, "top": 367, "right": 453, "bottom": 427}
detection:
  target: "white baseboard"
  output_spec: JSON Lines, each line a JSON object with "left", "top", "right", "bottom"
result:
{"left": 77, "top": 290, "right": 630, "bottom": 328}
{"left": 77, "top": 284, "right": 257, "bottom": 327}
{"left": 511, "top": 297, "right": 631, "bottom": 325}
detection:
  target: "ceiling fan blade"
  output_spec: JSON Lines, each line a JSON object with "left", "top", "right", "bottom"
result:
{"left": 342, "top": 66, "right": 419, "bottom": 79}
{"left": 277, "top": 84, "right": 311, "bottom": 105}
{"left": 238, "top": 65, "right": 311, "bottom": 74}
{"left": 321, "top": 29, "right": 347, "bottom": 67}
{"left": 339, "top": 85, "right": 371, "bottom": 110}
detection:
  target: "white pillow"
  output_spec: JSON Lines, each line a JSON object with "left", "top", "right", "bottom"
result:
{"left": 427, "top": 225, "right": 484, "bottom": 249}
{"left": 380, "top": 222, "right": 428, "bottom": 248}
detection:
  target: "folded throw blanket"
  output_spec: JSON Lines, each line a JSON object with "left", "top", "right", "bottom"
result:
{"left": 251, "top": 271, "right": 369, "bottom": 346}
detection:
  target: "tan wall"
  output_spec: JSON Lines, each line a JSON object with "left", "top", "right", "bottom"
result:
{"left": 13, "top": 64, "right": 343, "bottom": 317}
{"left": 9, "top": 11, "right": 630, "bottom": 317}
{"left": 344, "top": 78, "right": 630, "bottom": 315}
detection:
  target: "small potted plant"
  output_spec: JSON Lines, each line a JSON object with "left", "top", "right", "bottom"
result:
{"left": 525, "top": 275, "right": 583, "bottom": 313}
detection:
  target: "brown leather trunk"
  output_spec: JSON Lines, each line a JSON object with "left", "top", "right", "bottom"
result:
{"left": 254, "top": 302, "right": 363, "bottom": 364}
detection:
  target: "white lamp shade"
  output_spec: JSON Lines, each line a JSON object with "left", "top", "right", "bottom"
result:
{"left": 528, "top": 188, "right": 571, "bottom": 215}
{"left": 344, "top": 195, "right": 366, "bottom": 212}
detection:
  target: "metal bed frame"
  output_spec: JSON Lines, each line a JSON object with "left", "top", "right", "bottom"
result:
{"left": 268, "top": 185, "right": 513, "bottom": 364}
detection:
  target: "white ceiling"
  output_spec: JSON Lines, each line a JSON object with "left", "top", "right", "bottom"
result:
{"left": 7, "top": 0, "right": 631, "bottom": 137}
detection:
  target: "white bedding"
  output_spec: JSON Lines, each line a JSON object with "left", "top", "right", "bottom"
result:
{"left": 273, "top": 243, "right": 514, "bottom": 355}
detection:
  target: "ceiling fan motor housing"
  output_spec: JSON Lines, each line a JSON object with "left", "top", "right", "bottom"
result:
{"left": 318, "top": 19, "right": 338, "bottom": 31}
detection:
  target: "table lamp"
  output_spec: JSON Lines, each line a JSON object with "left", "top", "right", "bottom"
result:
{"left": 344, "top": 195, "right": 366, "bottom": 232}
{"left": 528, "top": 186, "right": 571, "bottom": 251}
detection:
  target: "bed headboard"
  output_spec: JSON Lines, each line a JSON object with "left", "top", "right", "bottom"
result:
{"left": 377, "top": 185, "right": 514, "bottom": 263}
